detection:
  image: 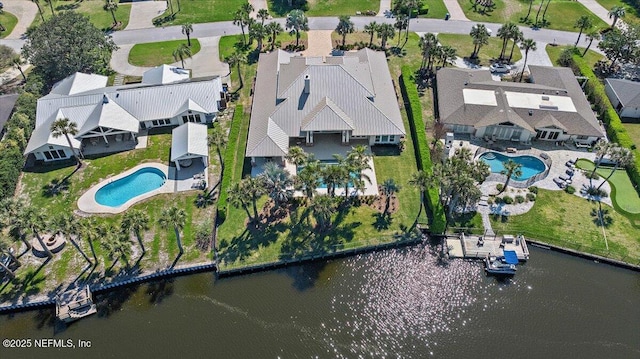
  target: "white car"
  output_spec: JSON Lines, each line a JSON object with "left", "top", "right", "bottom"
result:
{"left": 490, "top": 63, "right": 512, "bottom": 73}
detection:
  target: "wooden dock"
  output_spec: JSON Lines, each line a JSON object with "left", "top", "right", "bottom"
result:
{"left": 55, "top": 285, "right": 97, "bottom": 323}
{"left": 446, "top": 233, "right": 530, "bottom": 260}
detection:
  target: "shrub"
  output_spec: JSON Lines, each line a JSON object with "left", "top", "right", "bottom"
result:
{"left": 494, "top": 196, "right": 504, "bottom": 204}
{"left": 526, "top": 193, "right": 536, "bottom": 201}
{"left": 528, "top": 186, "right": 538, "bottom": 194}
{"left": 515, "top": 195, "right": 525, "bottom": 203}
{"left": 496, "top": 183, "right": 504, "bottom": 192}
{"left": 502, "top": 196, "right": 514, "bottom": 204}
{"left": 217, "top": 105, "right": 244, "bottom": 216}
{"left": 487, "top": 198, "right": 494, "bottom": 205}
{"left": 565, "top": 185, "right": 576, "bottom": 194}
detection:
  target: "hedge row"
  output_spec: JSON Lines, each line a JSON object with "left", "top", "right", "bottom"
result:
{"left": 569, "top": 54, "right": 640, "bottom": 193}
{"left": 0, "top": 91, "right": 38, "bottom": 201}
{"left": 400, "top": 66, "right": 446, "bottom": 234}
{"left": 217, "top": 105, "right": 244, "bottom": 220}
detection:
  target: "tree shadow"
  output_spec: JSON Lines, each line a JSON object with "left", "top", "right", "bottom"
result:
{"left": 146, "top": 279, "right": 174, "bottom": 305}
{"left": 279, "top": 260, "right": 327, "bottom": 292}
{"left": 268, "top": 0, "right": 308, "bottom": 16}
{"left": 95, "top": 284, "right": 139, "bottom": 318}
{"left": 42, "top": 177, "right": 71, "bottom": 197}
{"left": 218, "top": 222, "right": 285, "bottom": 264}
{"left": 591, "top": 206, "right": 614, "bottom": 228}
{"left": 372, "top": 212, "right": 393, "bottom": 230}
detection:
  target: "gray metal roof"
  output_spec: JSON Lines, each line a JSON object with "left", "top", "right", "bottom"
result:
{"left": 605, "top": 78, "right": 640, "bottom": 108}
{"left": 171, "top": 122, "right": 208, "bottom": 162}
{"left": 247, "top": 49, "right": 405, "bottom": 157}
{"left": 26, "top": 73, "right": 223, "bottom": 155}
{"left": 0, "top": 93, "right": 18, "bottom": 134}
{"left": 436, "top": 67, "right": 604, "bottom": 137}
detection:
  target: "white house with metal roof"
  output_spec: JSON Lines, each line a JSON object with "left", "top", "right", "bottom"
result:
{"left": 246, "top": 49, "right": 405, "bottom": 166}
{"left": 171, "top": 122, "right": 209, "bottom": 170}
{"left": 25, "top": 65, "right": 224, "bottom": 162}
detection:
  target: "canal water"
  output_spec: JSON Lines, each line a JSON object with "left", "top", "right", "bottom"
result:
{"left": 1, "top": 246, "right": 639, "bottom": 358}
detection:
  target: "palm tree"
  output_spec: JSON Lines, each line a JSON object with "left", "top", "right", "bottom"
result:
{"left": 608, "top": 6, "right": 626, "bottom": 28}
{"left": 173, "top": 43, "right": 192, "bottom": 68}
{"left": 225, "top": 50, "right": 247, "bottom": 89}
{"left": 541, "top": 0, "right": 552, "bottom": 22}
{"left": 0, "top": 198, "right": 32, "bottom": 254}
{"left": 286, "top": 9, "right": 309, "bottom": 47}
{"left": 380, "top": 178, "right": 400, "bottom": 216}
{"left": 409, "top": 170, "right": 436, "bottom": 221}
{"left": 295, "top": 159, "right": 321, "bottom": 201}
{"left": 310, "top": 195, "right": 336, "bottom": 230}
{"left": 419, "top": 32, "right": 438, "bottom": 71}
{"left": 44, "top": 0, "right": 54, "bottom": 15}
{"left": 104, "top": 0, "right": 118, "bottom": 26}
{"left": 285, "top": 146, "right": 308, "bottom": 166}
{"left": 346, "top": 145, "right": 372, "bottom": 193}
{"left": 508, "top": 27, "right": 523, "bottom": 62}
{"left": 101, "top": 230, "right": 132, "bottom": 271}
{"left": 208, "top": 125, "right": 228, "bottom": 169}
{"left": 32, "top": 0, "right": 45, "bottom": 22}
{"left": 228, "top": 182, "right": 253, "bottom": 220}
{"left": 333, "top": 154, "right": 353, "bottom": 198}
{"left": 497, "top": 22, "right": 516, "bottom": 60}
{"left": 11, "top": 56, "right": 26, "bottom": 82}
{"left": 233, "top": 9, "right": 251, "bottom": 45}
{"left": 257, "top": 8, "right": 269, "bottom": 25}
{"left": 597, "top": 148, "right": 634, "bottom": 191}
{"left": 583, "top": 30, "right": 600, "bottom": 56}
{"left": 523, "top": 0, "right": 534, "bottom": 22}
{"left": 181, "top": 23, "right": 193, "bottom": 46}
{"left": 519, "top": 38, "right": 537, "bottom": 82}
{"left": 121, "top": 209, "right": 149, "bottom": 256}
{"left": 244, "top": 176, "right": 266, "bottom": 220}
{"left": 574, "top": 15, "right": 593, "bottom": 46}
{"left": 470, "top": 24, "right": 490, "bottom": 59}
{"left": 437, "top": 45, "right": 457, "bottom": 67}
{"left": 249, "top": 22, "right": 268, "bottom": 51}
{"left": 241, "top": 1, "right": 254, "bottom": 15}
{"left": 590, "top": 140, "right": 613, "bottom": 180}
{"left": 534, "top": 0, "right": 544, "bottom": 26}
{"left": 394, "top": 13, "right": 408, "bottom": 46}
{"left": 52, "top": 213, "right": 92, "bottom": 266}
{"left": 265, "top": 21, "right": 283, "bottom": 50}
{"left": 22, "top": 206, "right": 53, "bottom": 259}
{"left": 336, "top": 15, "right": 355, "bottom": 47}
{"left": 364, "top": 21, "right": 378, "bottom": 47}
{"left": 322, "top": 163, "right": 345, "bottom": 197}
{"left": 499, "top": 160, "right": 523, "bottom": 194}
{"left": 50, "top": 117, "right": 82, "bottom": 167}
{"left": 0, "top": 237, "right": 17, "bottom": 279}
{"left": 158, "top": 206, "right": 187, "bottom": 269}
{"left": 377, "top": 23, "right": 395, "bottom": 49}
{"left": 261, "top": 162, "right": 293, "bottom": 209}
{"left": 78, "top": 217, "right": 102, "bottom": 266}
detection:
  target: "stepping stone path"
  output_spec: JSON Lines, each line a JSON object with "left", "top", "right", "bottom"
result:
{"left": 113, "top": 73, "right": 125, "bottom": 86}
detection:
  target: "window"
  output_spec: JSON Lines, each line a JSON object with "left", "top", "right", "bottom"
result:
{"left": 381, "top": 135, "right": 389, "bottom": 142}
{"left": 57, "top": 150, "right": 66, "bottom": 158}
{"left": 550, "top": 131, "right": 559, "bottom": 140}
{"left": 152, "top": 120, "right": 158, "bottom": 126}
{"left": 389, "top": 135, "right": 395, "bottom": 142}
{"left": 43, "top": 151, "right": 52, "bottom": 160}
{"left": 51, "top": 150, "right": 60, "bottom": 159}
{"left": 577, "top": 135, "right": 588, "bottom": 140}
{"left": 182, "top": 114, "right": 201, "bottom": 123}
{"left": 375, "top": 135, "right": 381, "bottom": 142}
{"left": 152, "top": 119, "right": 171, "bottom": 127}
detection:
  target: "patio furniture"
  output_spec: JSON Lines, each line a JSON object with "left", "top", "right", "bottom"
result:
{"left": 565, "top": 161, "right": 575, "bottom": 169}
{"left": 553, "top": 177, "right": 567, "bottom": 188}
{"left": 566, "top": 169, "right": 575, "bottom": 176}
{"left": 559, "top": 174, "right": 572, "bottom": 184}
{"left": 506, "top": 147, "right": 517, "bottom": 153}
{"left": 540, "top": 152, "right": 549, "bottom": 160}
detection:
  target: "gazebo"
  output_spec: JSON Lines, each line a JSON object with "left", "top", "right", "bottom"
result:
{"left": 171, "top": 122, "right": 209, "bottom": 170}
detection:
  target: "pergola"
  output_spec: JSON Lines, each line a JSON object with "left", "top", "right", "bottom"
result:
{"left": 171, "top": 122, "right": 209, "bottom": 170}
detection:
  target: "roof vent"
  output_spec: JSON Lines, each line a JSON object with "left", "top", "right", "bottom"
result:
{"left": 464, "top": 81, "right": 468, "bottom": 86}
{"left": 102, "top": 94, "right": 109, "bottom": 104}
{"left": 304, "top": 74, "right": 310, "bottom": 94}
{"left": 528, "top": 110, "right": 533, "bottom": 116}
{"left": 542, "top": 95, "right": 550, "bottom": 101}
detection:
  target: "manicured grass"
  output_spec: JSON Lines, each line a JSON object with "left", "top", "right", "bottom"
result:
{"left": 421, "top": 0, "right": 449, "bottom": 19}
{"left": 621, "top": 122, "right": 640, "bottom": 148}
{"left": 129, "top": 39, "right": 201, "bottom": 67}
{"left": 154, "top": 0, "right": 246, "bottom": 25}
{"left": 31, "top": 0, "right": 131, "bottom": 31}
{"left": 594, "top": 0, "right": 640, "bottom": 23}
{"left": 438, "top": 33, "right": 522, "bottom": 66}
{"left": 268, "top": 0, "right": 379, "bottom": 17}
{"left": 490, "top": 189, "right": 640, "bottom": 264}
{"left": 218, "top": 32, "right": 308, "bottom": 62}
{"left": 0, "top": 11, "right": 18, "bottom": 39}
{"left": 546, "top": 44, "right": 604, "bottom": 67}
{"left": 576, "top": 159, "right": 640, "bottom": 214}
{"left": 458, "top": 0, "right": 609, "bottom": 32}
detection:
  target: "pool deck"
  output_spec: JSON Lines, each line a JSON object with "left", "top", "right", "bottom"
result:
{"left": 77, "top": 162, "right": 208, "bottom": 214}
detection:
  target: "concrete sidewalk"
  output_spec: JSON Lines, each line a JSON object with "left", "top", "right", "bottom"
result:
{"left": 577, "top": 0, "right": 613, "bottom": 25}
{"left": 125, "top": 0, "right": 167, "bottom": 30}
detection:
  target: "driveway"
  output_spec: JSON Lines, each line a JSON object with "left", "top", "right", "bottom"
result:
{"left": 125, "top": 0, "right": 167, "bottom": 30}
{"left": 442, "top": 0, "right": 469, "bottom": 21}
{"left": 576, "top": 0, "right": 612, "bottom": 25}
{"left": 3, "top": 0, "right": 38, "bottom": 40}
{"left": 110, "top": 36, "right": 229, "bottom": 79}
{"left": 302, "top": 30, "right": 334, "bottom": 57}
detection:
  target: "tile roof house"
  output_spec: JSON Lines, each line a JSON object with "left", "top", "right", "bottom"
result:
{"left": 246, "top": 49, "right": 405, "bottom": 164}
{"left": 25, "top": 65, "right": 224, "bottom": 162}
{"left": 604, "top": 78, "right": 640, "bottom": 119}
{"left": 436, "top": 66, "right": 604, "bottom": 145}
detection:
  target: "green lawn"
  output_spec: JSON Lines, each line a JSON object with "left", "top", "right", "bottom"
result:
{"left": 576, "top": 159, "right": 640, "bottom": 214}
{"left": 422, "top": 0, "right": 449, "bottom": 19}
{"left": 621, "top": 122, "right": 640, "bottom": 147}
{"left": 594, "top": 0, "right": 640, "bottom": 24}
{"left": 490, "top": 189, "right": 640, "bottom": 264}
{"left": 129, "top": 39, "right": 201, "bottom": 67}
{"left": 31, "top": 0, "right": 131, "bottom": 31}
{"left": 268, "top": 0, "right": 379, "bottom": 17}
{"left": 0, "top": 11, "right": 18, "bottom": 39}
{"left": 546, "top": 44, "right": 604, "bottom": 67}
{"left": 218, "top": 32, "right": 308, "bottom": 62}
{"left": 438, "top": 33, "right": 522, "bottom": 66}
{"left": 153, "top": 0, "right": 247, "bottom": 26}
{"left": 458, "top": 0, "right": 609, "bottom": 32}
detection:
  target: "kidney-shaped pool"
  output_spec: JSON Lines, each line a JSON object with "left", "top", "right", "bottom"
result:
{"left": 479, "top": 151, "right": 546, "bottom": 181}
{"left": 95, "top": 167, "right": 167, "bottom": 207}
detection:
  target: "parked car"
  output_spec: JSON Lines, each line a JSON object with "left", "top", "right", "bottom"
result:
{"left": 490, "top": 63, "right": 512, "bottom": 73}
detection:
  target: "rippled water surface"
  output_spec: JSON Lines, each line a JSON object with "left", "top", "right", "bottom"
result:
{"left": 1, "top": 246, "right": 639, "bottom": 358}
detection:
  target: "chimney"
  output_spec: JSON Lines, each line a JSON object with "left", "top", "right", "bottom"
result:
{"left": 102, "top": 94, "right": 109, "bottom": 104}
{"left": 304, "top": 74, "right": 310, "bottom": 94}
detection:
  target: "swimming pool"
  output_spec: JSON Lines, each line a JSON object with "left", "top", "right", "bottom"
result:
{"left": 95, "top": 167, "right": 167, "bottom": 207}
{"left": 297, "top": 162, "right": 358, "bottom": 189}
{"left": 479, "top": 152, "right": 546, "bottom": 181}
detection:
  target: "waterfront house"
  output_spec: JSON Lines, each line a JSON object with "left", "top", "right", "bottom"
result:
{"left": 246, "top": 49, "right": 405, "bottom": 169}
{"left": 436, "top": 66, "right": 605, "bottom": 145}
{"left": 25, "top": 65, "right": 224, "bottom": 162}
{"left": 604, "top": 78, "right": 640, "bottom": 119}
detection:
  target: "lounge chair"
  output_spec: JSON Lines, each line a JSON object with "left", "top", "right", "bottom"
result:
{"left": 565, "top": 161, "right": 575, "bottom": 169}
{"left": 566, "top": 169, "right": 574, "bottom": 176}
{"left": 559, "top": 174, "right": 572, "bottom": 184}
{"left": 553, "top": 177, "right": 566, "bottom": 188}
